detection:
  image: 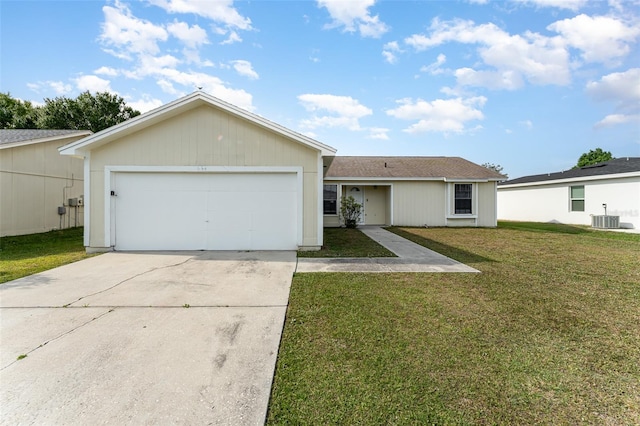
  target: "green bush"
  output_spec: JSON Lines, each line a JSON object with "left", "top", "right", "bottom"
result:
{"left": 340, "top": 195, "right": 362, "bottom": 229}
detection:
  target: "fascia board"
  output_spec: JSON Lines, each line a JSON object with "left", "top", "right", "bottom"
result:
{"left": 323, "top": 176, "right": 446, "bottom": 182}
{"left": 498, "top": 171, "right": 640, "bottom": 189}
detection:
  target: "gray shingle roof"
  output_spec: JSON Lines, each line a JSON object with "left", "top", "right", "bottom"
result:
{"left": 499, "top": 157, "right": 640, "bottom": 186}
{"left": 324, "top": 156, "right": 505, "bottom": 180}
{"left": 0, "top": 129, "right": 91, "bottom": 146}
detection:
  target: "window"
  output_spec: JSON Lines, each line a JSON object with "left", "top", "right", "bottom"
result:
{"left": 570, "top": 185, "right": 584, "bottom": 212}
{"left": 454, "top": 184, "right": 473, "bottom": 214}
{"left": 323, "top": 184, "right": 337, "bottom": 214}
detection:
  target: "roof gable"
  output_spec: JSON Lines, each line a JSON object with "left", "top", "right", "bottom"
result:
{"left": 58, "top": 91, "right": 337, "bottom": 157}
{"left": 0, "top": 129, "right": 92, "bottom": 149}
{"left": 324, "top": 156, "right": 505, "bottom": 180}
{"left": 499, "top": 157, "right": 640, "bottom": 186}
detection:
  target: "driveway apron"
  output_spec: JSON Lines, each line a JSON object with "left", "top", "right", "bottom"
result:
{"left": 0, "top": 251, "right": 296, "bottom": 425}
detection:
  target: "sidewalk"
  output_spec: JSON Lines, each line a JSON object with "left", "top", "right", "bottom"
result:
{"left": 295, "top": 226, "right": 479, "bottom": 273}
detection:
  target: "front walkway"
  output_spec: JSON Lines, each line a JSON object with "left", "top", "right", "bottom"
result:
{"left": 295, "top": 226, "right": 479, "bottom": 273}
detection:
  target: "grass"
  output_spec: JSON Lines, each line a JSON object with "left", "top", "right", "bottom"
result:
{"left": 268, "top": 222, "right": 640, "bottom": 425}
{"left": 298, "top": 227, "right": 395, "bottom": 258}
{"left": 0, "top": 228, "right": 94, "bottom": 284}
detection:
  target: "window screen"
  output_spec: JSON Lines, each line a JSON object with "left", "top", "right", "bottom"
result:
{"left": 454, "top": 184, "right": 472, "bottom": 214}
{"left": 323, "top": 184, "right": 337, "bottom": 214}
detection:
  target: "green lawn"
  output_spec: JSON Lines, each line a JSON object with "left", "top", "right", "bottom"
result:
{"left": 268, "top": 222, "right": 640, "bottom": 425}
{"left": 298, "top": 227, "right": 395, "bottom": 258}
{"left": 0, "top": 228, "right": 94, "bottom": 284}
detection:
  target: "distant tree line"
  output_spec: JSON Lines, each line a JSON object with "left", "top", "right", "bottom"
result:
{"left": 1, "top": 91, "right": 141, "bottom": 133}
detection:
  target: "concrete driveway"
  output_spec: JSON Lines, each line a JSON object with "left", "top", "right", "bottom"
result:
{"left": 0, "top": 251, "right": 296, "bottom": 425}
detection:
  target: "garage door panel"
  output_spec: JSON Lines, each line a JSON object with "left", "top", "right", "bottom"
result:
{"left": 113, "top": 172, "right": 297, "bottom": 251}
{"left": 115, "top": 187, "right": 207, "bottom": 250}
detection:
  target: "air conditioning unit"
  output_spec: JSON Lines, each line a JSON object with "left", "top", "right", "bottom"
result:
{"left": 591, "top": 215, "right": 619, "bottom": 229}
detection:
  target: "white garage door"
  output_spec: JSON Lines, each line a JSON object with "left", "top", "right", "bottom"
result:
{"left": 112, "top": 172, "right": 298, "bottom": 250}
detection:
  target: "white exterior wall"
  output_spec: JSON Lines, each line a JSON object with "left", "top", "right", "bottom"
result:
{"left": 1, "top": 137, "right": 85, "bottom": 236}
{"left": 498, "top": 176, "right": 640, "bottom": 229}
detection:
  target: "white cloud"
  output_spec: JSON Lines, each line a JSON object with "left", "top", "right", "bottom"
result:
{"left": 101, "top": 2, "right": 168, "bottom": 57}
{"left": 127, "top": 96, "right": 164, "bottom": 113}
{"left": 586, "top": 68, "right": 640, "bottom": 107}
{"left": 587, "top": 68, "right": 640, "bottom": 127}
{"left": 27, "top": 80, "right": 73, "bottom": 95}
{"left": 595, "top": 113, "right": 640, "bottom": 128}
{"left": 231, "top": 60, "right": 259, "bottom": 80}
{"left": 147, "top": 0, "right": 252, "bottom": 30}
{"left": 298, "top": 94, "right": 372, "bottom": 131}
{"left": 455, "top": 68, "right": 523, "bottom": 90}
{"left": 382, "top": 41, "right": 401, "bottom": 64}
{"left": 157, "top": 69, "right": 254, "bottom": 110}
{"left": 220, "top": 30, "right": 242, "bottom": 45}
{"left": 94, "top": 66, "right": 120, "bottom": 77}
{"left": 74, "top": 75, "right": 113, "bottom": 93}
{"left": 405, "top": 19, "right": 571, "bottom": 89}
{"left": 167, "top": 21, "right": 209, "bottom": 48}
{"left": 548, "top": 14, "right": 640, "bottom": 64}
{"left": 386, "top": 96, "right": 487, "bottom": 134}
{"left": 368, "top": 127, "right": 390, "bottom": 140}
{"left": 420, "top": 53, "right": 447, "bottom": 75}
{"left": 519, "top": 119, "right": 534, "bottom": 129}
{"left": 317, "top": 0, "right": 389, "bottom": 38}
{"left": 512, "top": 0, "right": 588, "bottom": 10}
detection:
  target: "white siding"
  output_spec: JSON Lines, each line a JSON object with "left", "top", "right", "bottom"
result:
{"left": 498, "top": 176, "right": 640, "bottom": 229}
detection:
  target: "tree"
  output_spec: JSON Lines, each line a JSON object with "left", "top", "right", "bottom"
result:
{"left": 481, "top": 162, "right": 508, "bottom": 179}
{"left": 340, "top": 195, "right": 362, "bottom": 229}
{"left": 38, "top": 91, "right": 141, "bottom": 132}
{"left": 575, "top": 148, "right": 613, "bottom": 168}
{"left": 0, "top": 92, "right": 40, "bottom": 129}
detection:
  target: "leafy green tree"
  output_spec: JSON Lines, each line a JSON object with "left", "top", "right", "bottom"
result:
{"left": 0, "top": 92, "right": 40, "bottom": 129}
{"left": 482, "top": 162, "right": 508, "bottom": 179}
{"left": 39, "top": 91, "right": 140, "bottom": 132}
{"left": 575, "top": 148, "right": 614, "bottom": 168}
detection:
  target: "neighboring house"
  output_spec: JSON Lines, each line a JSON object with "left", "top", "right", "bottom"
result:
{"left": 1, "top": 129, "right": 90, "bottom": 237}
{"left": 59, "top": 91, "right": 503, "bottom": 252}
{"left": 497, "top": 157, "right": 640, "bottom": 229}
{"left": 323, "top": 156, "right": 503, "bottom": 228}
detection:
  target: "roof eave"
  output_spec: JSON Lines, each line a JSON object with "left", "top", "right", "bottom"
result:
{"left": 498, "top": 171, "right": 640, "bottom": 188}
{"left": 1, "top": 130, "right": 92, "bottom": 150}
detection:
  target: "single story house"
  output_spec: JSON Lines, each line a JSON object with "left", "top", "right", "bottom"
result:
{"left": 59, "top": 91, "right": 503, "bottom": 252}
{"left": 1, "top": 129, "right": 90, "bottom": 236}
{"left": 497, "top": 157, "right": 640, "bottom": 229}
{"left": 323, "top": 156, "right": 503, "bottom": 228}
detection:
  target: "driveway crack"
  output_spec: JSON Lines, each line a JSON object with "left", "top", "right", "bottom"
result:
{"left": 64, "top": 256, "right": 198, "bottom": 307}
{"left": 1, "top": 308, "right": 115, "bottom": 371}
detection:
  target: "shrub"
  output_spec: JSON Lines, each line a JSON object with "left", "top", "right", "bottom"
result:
{"left": 340, "top": 195, "right": 362, "bottom": 229}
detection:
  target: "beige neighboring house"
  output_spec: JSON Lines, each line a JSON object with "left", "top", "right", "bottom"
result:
{"left": 323, "top": 156, "right": 504, "bottom": 228}
{"left": 58, "top": 91, "right": 503, "bottom": 253}
{"left": 1, "top": 129, "right": 90, "bottom": 237}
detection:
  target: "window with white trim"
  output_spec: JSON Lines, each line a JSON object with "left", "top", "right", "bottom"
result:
{"left": 454, "top": 184, "right": 473, "bottom": 214}
{"left": 323, "top": 184, "right": 337, "bottom": 214}
{"left": 569, "top": 185, "right": 584, "bottom": 212}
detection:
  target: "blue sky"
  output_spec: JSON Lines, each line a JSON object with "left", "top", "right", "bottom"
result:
{"left": 1, "top": 0, "right": 639, "bottom": 178}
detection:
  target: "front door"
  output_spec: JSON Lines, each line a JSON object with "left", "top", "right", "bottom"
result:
{"left": 346, "top": 186, "right": 364, "bottom": 225}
